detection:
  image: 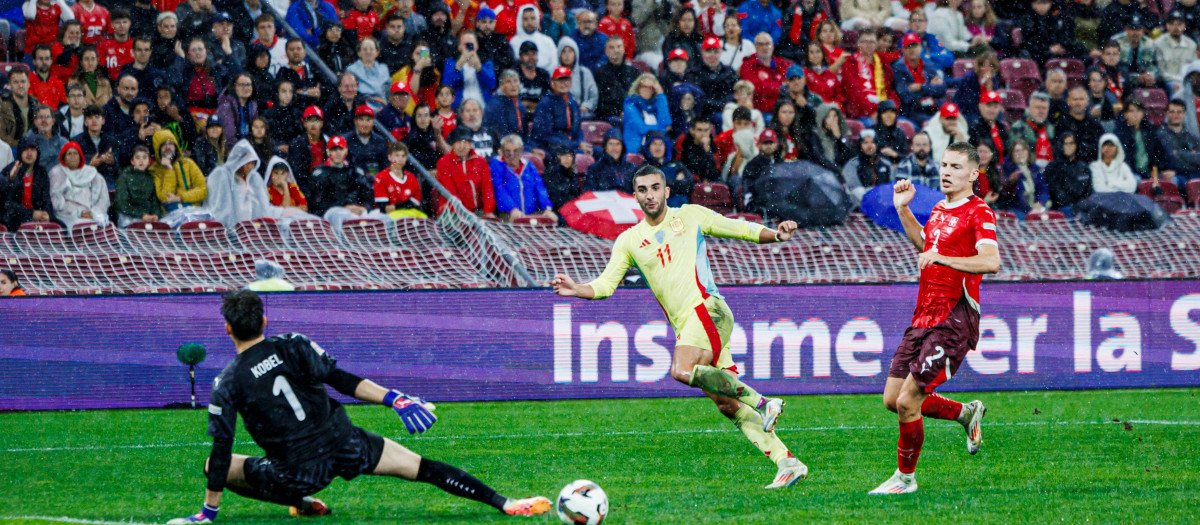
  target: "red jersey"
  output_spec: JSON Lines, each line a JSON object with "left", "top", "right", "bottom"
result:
{"left": 804, "top": 66, "right": 842, "bottom": 106}
{"left": 598, "top": 16, "right": 636, "bottom": 60}
{"left": 913, "top": 195, "right": 998, "bottom": 328}
{"left": 72, "top": 2, "right": 111, "bottom": 45}
{"left": 739, "top": 56, "right": 791, "bottom": 115}
{"left": 373, "top": 168, "right": 422, "bottom": 208}
{"left": 841, "top": 52, "right": 899, "bottom": 119}
{"left": 490, "top": 0, "right": 537, "bottom": 39}
{"left": 29, "top": 72, "right": 66, "bottom": 108}
{"left": 27, "top": 1, "right": 68, "bottom": 55}
{"left": 268, "top": 182, "right": 308, "bottom": 207}
{"left": 97, "top": 37, "right": 133, "bottom": 81}
{"left": 437, "top": 110, "right": 457, "bottom": 139}
{"left": 342, "top": 8, "right": 379, "bottom": 41}
{"left": 447, "top": 0, "right": 480, "bottom": 31}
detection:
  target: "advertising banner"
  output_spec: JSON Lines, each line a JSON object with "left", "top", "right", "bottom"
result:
{"left": 1, "top": 280, "right": 1198, "bottom": 410}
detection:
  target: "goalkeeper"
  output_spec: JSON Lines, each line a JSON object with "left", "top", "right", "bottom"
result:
{"left": 168, "top": 290, "right": 550, "bottom": 523}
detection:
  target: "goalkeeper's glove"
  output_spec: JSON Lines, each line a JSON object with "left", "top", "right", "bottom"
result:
{"left": 383, "top": 390, "right": 437, "bottom": 434}
{"left": 166, "top": 503, "right": 218, "bottom": 524}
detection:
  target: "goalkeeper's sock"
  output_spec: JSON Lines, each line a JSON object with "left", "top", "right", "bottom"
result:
{"left": 416, "top": 457, "right": 508, "bottom": 511}
{"left": 688, "top": 365, "right": 765, "bottom": 409}
{"left": 921, "top": 393, "right": 964, "bottom": 422}
{"left": 224, "top": 483, "right": 304, "bottom": 507}
{"left": 733, "top": 405, "right": 792, "bottom": 465}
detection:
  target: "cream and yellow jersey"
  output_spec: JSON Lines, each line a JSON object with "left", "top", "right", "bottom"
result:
{"left": 587, "top": 204, "right": 765, "bottom": 331}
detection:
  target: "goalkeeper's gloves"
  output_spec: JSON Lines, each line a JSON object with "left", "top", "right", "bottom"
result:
{"left": 166, "top": 503, "right": 218, "bottom": 524}
{"left": 383, "top": 390, "right": 437, "bottom": 434}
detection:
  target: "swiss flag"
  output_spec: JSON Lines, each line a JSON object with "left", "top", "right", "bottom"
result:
{"left": 559, "top": 191, "right": 645, "bottom": 240}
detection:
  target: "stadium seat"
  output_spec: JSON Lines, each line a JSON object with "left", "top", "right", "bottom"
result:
{"left": 14, "top": 222, "right": 69, "bottom": 254}
{"left": 725, "top": 212, "right": 763, "bottom": 222}
{"left": 1155, "top": 197, "right": 1185, "bottom": 215}
{"left": 1000, "top": 59, "right": 1041, "bottom": 100}
{"left": 897, "top": 120, "right": 915, "bottom": 140}
{"left": 691, "top": 182, "right": 734, "bottom": 214}
{"left": 1137, "top": 179, "right": 1180, "bottom": 198}
{"left": 1025, "top": 210, "right": 1066, "bottom": 221}
{"left": 943, "top": 88, "right": 956, "bottom": 103}
{"left": 127, "top": 220, "right": 170, "bottom": 231}
{"left": 286, "top": 218, "right": 339, "bottom": 250}
{"left": 19, "top": 221, "right": 62, "bottom": 231}
{"left": 1009, "top": 26, "right": 1022, "bottom": 47}
{"left": 11, "top": 30, "right": 23, "bottom": 60}
{"left": 626, "top": 153, "right": 644, "bottom": 166}
{"left": 575, "top": 153, "right": 595, "bottom": 174}
{"left": 1187, "top": 179, "right": 1200, "bottom": 207}
{"left": 846, "top": 119, "right": 864, "bottom": 140}
{"left": 512, "top": 216, "right": 556, "bottom": 226}
{"left": 952, "top": 58, "right": 976, "bottom": 79}
{"left": 523, "top": 153, "right": 545, "bottom": 174}
{"left": 998, "top": 89, "right": 1027, "bottom": 123}
{"left": 70, "top": 223, "right": 121, "bottom": 253}
{"left": 582, "top": 121, "right": 612, "bottom": 146}
{"left": 1136, "top": 89, "right": 1168, "bottom": 125}
{"left": 234, "top": 218, "right": 283, "bottom": 252}
{"left": 0, "top": 62, "right": 22, "bottom": 75}
{"left": 841, "top": 30, "right": 858, "bottom": 52}
{"left": 341, "top": 218, "right": 392, "bottom": 249}
{"left": 179, "top": 220, "right": 230, "bottom": 250}
{"left": 1045, "top": 58, "right": 1086, "bottom": 88}
{"left": 631, "top": 59, "right": 653, "bottom": 74}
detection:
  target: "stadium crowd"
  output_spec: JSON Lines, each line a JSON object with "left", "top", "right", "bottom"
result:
{"left": 0, "top": 0, "right": 1197, "bottom": 234}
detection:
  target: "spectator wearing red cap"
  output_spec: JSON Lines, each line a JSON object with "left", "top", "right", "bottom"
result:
{"left": 841, "top": 29, "right": 900, "bottom": 122}
{"left": 345, "top": 104, "right": 389, "bottom": 175}
{"left": 378, "top": 81, "right": 416, "bottom": 140}
{"left": 309, "top": 134, "right": 376, "bottom": 221}
{"left": 922, "top": 102, "right": 969, "bottom": 164}
{"left": 892, "top": 32, "right": 946, "bottom": 126}
{"left": 659, "top": 48, "right": 692, "bottom": 90}
{"left": 686, "top": 36, "right": 738, "bottom": 119}
{"left": 436, "top": 126, "right": 496, "bottom": 217}
{"left": 531, "top": 66, "right": 590, "bottom": 155}
{"left": 442, "top": 30, "right": 497, "bottom": 110}
{"left": 968, "top": 90, "right": 1010, "bottom": 164}
{"left": 739, "top": 33, "right": 793, "bottom": 115}
{"left": 622, "top": 74, "right": 672, "bottom": 153}
{"left": 286, "top": 105, "right": 329, "bottom": 194}
{"left": 661, "top": 8, "right": 703, "bottom": 70}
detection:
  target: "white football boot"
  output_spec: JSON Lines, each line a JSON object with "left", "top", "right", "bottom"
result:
{"left": 868, "top": 469, "right": 918, "bottom": 495}
{"left": 960, "top": 400, "right": 986, "bottom": 455}
{"left": 760, "top": 397, "right": 785, "bottom": 433}
{"left": 764, "top": 456, "right": 808, "bottom": 489}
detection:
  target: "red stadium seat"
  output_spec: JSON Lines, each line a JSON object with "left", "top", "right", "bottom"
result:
{"left": 575, "top": 153, "right": 595, "bottom": 174}
{"left": 11, "top": 30, "right": 23, "bottom": 60}
{"left": 691, "top": 182, "right": 734, "bottom": 214}
{"left": 234, "top": 218, "right": 283, "bottom": 251}
{"left": 952, "top": 58, "right": 976, "bottom": 79}
{"left": 725, "top": 212, "right": 763, "bottom": 222}
{"left": 1009, "top": 26, "right": 1022, "bottom": 47}
{"left": 846, "top": 119, "right": 864, "bottom": 140}
{"left": 631, "top": 59, "right": 653, "bottom": 74}
{"left": 1025, "top": 210, "right": 1066, "bottom": 221}
{"left": 127, "top": 220, "right": 170, "bottom": 231}
{"left": 70, "top": 223, "right": 121, "bottom": 253}
{"left": 523, "top": 153, "right": 545, "bottom": 174}
{"left": 1187, "top": 179, "right": 1200, "bottom": 207}
{"left": 1156, "top": 197, "right": 1185, "bottom": 214}
{"left": 1137, "top": 179, "right": 1180, "bottom": 198}
{"left": 998, "top": 89, "right": 1027, "bottom": 123}
{"left": 286, "top": 218, "right": 339, "bottom": 250}
{"left": 897, "top": 120, "right": 915, "bottom": 140}
{"left": 19, "top": 221, "right": 62, "bottom": 231}
{"left": 626, "top": 153, "right": 644, "bottom": 166}
{"left": 179, "top": 220, "right": 230, "bottom": 249}
{"left": 1000, "top": 59, "right": 1040, "bottom": 83}
{"left": 1045, "top": 58, "right": 1086, "bottom": 88}
{"left": 1135, "top": 88, "right": 1168, "bottom": 109}
{"left": 341, "top": 218, "right": 392, "bottom": 249}
{"left": 512, "top": 216, "right": 556, "bottom": 226}
{"left": 582, "top": 121, "right": 611, "bottom": 146}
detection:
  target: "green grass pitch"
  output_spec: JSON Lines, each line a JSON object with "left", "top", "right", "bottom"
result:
{"left": 1, "top": 388, "right": 1198, "bottom": 524}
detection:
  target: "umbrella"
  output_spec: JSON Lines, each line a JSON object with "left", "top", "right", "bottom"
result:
{"left": 752, "top": 161, "right": 850, "bottom": 227}
{"left": 860, "top": 182, "right": 944, "bottom": 232}
{"left": 560, "top": 191, "right": 646, "bottom": 240}
{"left": 1073, "top": 193, "right": 1171, "bottom": 232}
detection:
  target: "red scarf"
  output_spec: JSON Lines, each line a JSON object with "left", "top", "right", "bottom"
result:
{"left": 1028, "top": 120, "right": 1053, "bottom": 163}
{"left": 1106, "top": 71, "right": 1123, "bottom": 101}
{"left": 989, "top": 122, "right": 1005, "bottom": 164}
{"left": 512, "top": 96, "right": 522, "bottom": 131}
{"left": 562, "top": 94, "right": 572, "bottom": 129}
{"left": 905, "top": 57, "right": 923, "bottom": 81}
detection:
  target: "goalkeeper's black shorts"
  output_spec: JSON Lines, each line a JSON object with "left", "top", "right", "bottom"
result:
{"left": 244, "top": 426, "right": 385, "bottom": 498}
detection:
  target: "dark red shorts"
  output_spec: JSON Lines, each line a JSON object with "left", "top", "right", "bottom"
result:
{"left": 888, "top": 297, "right": 980, "bottom": 393}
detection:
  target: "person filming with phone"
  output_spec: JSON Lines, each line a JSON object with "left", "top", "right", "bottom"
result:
{"left": 443, "top": 30, "right": 497, "bottom": 112}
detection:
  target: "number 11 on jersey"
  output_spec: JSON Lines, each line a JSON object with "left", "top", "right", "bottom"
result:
{"left": 657, "top": 244, "right": 672, "bottom": 266}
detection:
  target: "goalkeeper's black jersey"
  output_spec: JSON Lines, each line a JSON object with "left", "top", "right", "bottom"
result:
{"left": 208, "top": 333, "right": 355, "bottom": 466}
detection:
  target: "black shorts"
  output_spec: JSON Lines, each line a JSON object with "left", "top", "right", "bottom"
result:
{"left": 244, "top": 426, "right": 385, "bottom": 499}
{"left": 888, "top": 297, "right": 980, "bottom": 393}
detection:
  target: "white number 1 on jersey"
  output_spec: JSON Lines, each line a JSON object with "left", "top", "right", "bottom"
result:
{"left": 273, "top": 376, "right": 307, "bottom": 421}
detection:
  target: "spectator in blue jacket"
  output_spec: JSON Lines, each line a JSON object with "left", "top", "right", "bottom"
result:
{"left": 530, "top": 67, "right": 592, "bottom": 155}
{"left": 442, "top": 30, "right": 498, "bottom": 110}
{"left": 908, "top": 9, "right": 955, "bottom": 72}
{"left": 584, "top": 127, "right": 636, "bottom": 192}
{"left": 737, "top": 0, "right": 783, "bottom": 44}
{"left": 484, "top": 69, "right": 533, "bottom": 143}
{"left": 622, "top": 74, "right": 672, "bottom": 153}
{"left": 490, "top": 134, "right": 557, "bottom": 221}
{"left": 570, "top": 9, "right": 607, "bottom": 73}
{"left": 286, "top": 0, "right": 338, "bottom": 48}
{"left": 892, "top": 33, "right": 947, "bottom": 126}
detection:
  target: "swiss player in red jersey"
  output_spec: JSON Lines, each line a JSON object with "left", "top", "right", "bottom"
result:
{"left": 869, "top": 142, "right": 1001, "bottom": 495}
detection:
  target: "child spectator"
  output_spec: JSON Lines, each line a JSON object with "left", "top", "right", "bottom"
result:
{"left": 265, "top": 156, "right": 308, "bottom": 212}
{"left": 374, "top": 141, "right": 425, "bottom": 219}
{"left": 113, "top": 144, "right": 159, "bottom": 227}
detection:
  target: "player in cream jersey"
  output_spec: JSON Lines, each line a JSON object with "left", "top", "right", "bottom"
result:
{"left": 553, "top": 165, "right": 808, "bottom": 489}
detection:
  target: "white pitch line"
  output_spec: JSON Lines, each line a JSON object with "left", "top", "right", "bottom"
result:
{"left": 0, "top": 516, "right": 157, "bottom": 525}
{"left": 4, "top": 420, "right": 1196, "bottom": 454}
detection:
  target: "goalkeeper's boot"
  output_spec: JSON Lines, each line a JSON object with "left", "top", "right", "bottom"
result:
{"left": 760, "top": 397, "right": 785, "bottom": 433}
{"left": 503, "top": 496, "right": 552, "bottom": 516}
{"left": 764, "top": 456, "right": 808, "bottom": 489}
{"left": 868, "top": 469, "right": 918, "bottom": 495}
{"left": 288, "top": 497, "right": 331, "bottom": 517}
{"left": 960, "top": 400, "right": 986, "bottom": 455}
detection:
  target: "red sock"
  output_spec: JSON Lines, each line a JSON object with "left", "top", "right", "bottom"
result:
{"left": 897, "top": 418, "right": 924, "bottom": 474}
{"left": 921, "top": 393, "right": 963, "bottom": 421}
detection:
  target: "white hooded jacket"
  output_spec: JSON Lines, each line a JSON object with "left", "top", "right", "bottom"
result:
{"left": 50, "top": 156, "right": 109, "bottom": 230}
{"left": 922, "top": 115, "right": 970, "bottom": 166}
{"left": 205, "top": 139, "right": 280, "bottom": 228}
{"left": 1089, "top": 133, "right": 1138, "bottom": 194}
{"left": 509, "top": 5, "right": 558, "bottom": 72}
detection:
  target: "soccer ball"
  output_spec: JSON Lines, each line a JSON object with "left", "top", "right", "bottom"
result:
{"left": 556, "top": 479, "right": 608, "bottom": 524}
